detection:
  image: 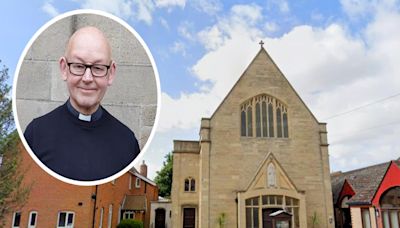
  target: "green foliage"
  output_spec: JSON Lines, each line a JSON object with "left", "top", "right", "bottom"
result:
{"left": 0, "top": 60, "right": 13, "bottom": 144}
{"left": 116, "top": 219, "right": 144, "bottom": 228}
{"left": 217, "top": 212, "right": 226, "bottom": 228}
{"left": 154, "top": 152, "right": 173, "bottom": 197}
{"left": 0, "top": 61, "right": 30, "bottom": 223}
{"left": 311, "top": 211, "right": 320, "bottom": 228}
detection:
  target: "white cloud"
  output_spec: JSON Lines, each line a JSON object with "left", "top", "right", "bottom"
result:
{"left": 191, "top": 0, "right": 222, "bottom": 15}
{"left": 170, "top": 41, "right": 187, "bottom": 56}
{"left": 42, "top": 1, "right": 59, "bottom": 17}
{"left": 340, "top": 0, "right": 398, "bottom": 19}
{"left": 230, "top": 4, "right": 263, "bottom": 25}
{"left": 264, "top": 22, "right": 278, "bottom": 33}
{"left": 159, "top": 17, "right": 170, "bottom": 30}
{"left": 155, "top": 0, "right": 186, "bottom": 8}
{"left": 267, "top": 0, "right": 290, "bottom": 13}
{"left": 197, "top": 4, "right": 263, "bottom": 51}
{"left": 159, "top": 3, "right": 400, "bottom": 174}
{"left": 132, "top": 0, "right": 155, "bottom": 24}
{"left": 178, "top": 21, "right": 195, "bottom": 40}
{"left": 78, "top": 0, "right": 154, "bottom": 24}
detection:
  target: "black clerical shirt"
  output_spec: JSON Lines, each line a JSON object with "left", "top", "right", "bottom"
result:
{"left": 24, "top": 101, "right": 140, "bottom": 181}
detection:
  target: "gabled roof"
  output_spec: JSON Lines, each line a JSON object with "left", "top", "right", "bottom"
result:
{"left": 129, "top": 167, "right": 157, "bottom": 186}
{"left": 209, "top": 46, "right": 321, "bottom": 124}
{"left": 331, "top": 161, "right": 400, "bottom": 205}
{"left": 244, "top": 152, "right": 298, "bottom": 192}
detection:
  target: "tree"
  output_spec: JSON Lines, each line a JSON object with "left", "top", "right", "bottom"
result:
{"left": 154, "top": 152, "right": 173, "bottom": 198}
{"left": 0, "top": 60, "right": 29, "bottom": 223}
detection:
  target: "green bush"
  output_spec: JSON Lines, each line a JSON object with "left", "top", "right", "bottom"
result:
{"left": 116, "top": 219, "right": 144, "bottom": 228}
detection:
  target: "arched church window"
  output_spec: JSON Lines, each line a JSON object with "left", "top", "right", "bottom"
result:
{"left": 276, "top": 107, "right": 282, "bottom": 137}
{"left": 190, "top": 178, "right": 195, "bottom": 191}
{"left": 268, "top": 103, "right": 274, "bottom": 137}
{"left": 247, "top": 106, "right": 253, "bottom": 137}
{"left": 184, "top": 177, "right": 195, "bottom": 192}
{"left": 184, "top": 179, "right": 189, "bottom": 191}
{"left": 241, "top": 110, "right": 246, "bottom": 136}
{"left": 240, "top": 94, "right": 288, "bottom": 139}
{"left": 262, "top": 101, "right": 267, "bottom": 136}
{"left": 283, "top": 112, "right": 288, "bottom": 138}
{"left": 276, "top": 101, "right": 288, "bottom": 138}
{"left": 256, "top": 102, "right": 261, "bottom": 137}
{"left": 267, "top": 163, "right": 276, "bottom": 187}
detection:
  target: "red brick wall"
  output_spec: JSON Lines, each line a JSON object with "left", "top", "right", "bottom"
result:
{"left": 3, "top": 143, "right": 159, "bottom": 228}
{"left": 94, "top": 172, "right": 159, "bottom": 228}
{"left": 3, "top": 143, "right": 95, "bottom": 227}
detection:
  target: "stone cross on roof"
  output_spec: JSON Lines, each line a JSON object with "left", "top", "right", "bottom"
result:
{"left": 259, "top": 40, "right": 264, "bottom": 48}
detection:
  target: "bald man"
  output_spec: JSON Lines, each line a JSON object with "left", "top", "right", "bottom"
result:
{"left": 24, "top": 26, "right": 140, "bottom": 181}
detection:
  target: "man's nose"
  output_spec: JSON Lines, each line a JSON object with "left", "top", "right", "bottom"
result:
{"left": 82, "top": 67, "right": 94, "bottom": 82}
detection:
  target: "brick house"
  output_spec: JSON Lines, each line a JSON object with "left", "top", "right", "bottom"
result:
{"left": 3, "top": 143, "right": 158, "bottom": 228}
{"left": 331, "top": 160, "right": 400, "bottom": 228}
{"left": 171, "top": 45, "right": 335, "bottom": 227}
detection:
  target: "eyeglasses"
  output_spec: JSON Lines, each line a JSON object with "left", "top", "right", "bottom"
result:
{"left": 66, "top": 61, "right": 111, "bottom": 77}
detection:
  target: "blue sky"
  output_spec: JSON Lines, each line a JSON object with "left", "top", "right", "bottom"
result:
{"left": 2, "top": 0, "right": 400, "bottom": 179}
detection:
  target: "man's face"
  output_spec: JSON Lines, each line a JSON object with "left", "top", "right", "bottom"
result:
{"left": 59, "top": 27, "right": 115, "bottom": 115}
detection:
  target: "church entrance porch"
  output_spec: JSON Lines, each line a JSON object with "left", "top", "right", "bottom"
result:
{"left": 240, "top": 193, "right": 305, "bottom": 228}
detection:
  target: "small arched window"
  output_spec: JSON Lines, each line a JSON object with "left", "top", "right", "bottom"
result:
{"left": 184, "top": 177, "right": 196, "bottom": 192}
{"left": 267, "top": 163, "right": 276, "bottom": 187}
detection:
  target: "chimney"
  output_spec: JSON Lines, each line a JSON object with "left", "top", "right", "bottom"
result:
{"left": 140, "top": 160, "right": 147, "bottom": 177}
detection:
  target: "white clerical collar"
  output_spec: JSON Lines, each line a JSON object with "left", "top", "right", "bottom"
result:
{"left": 66, "top": 99, "right": 103, "bottom": 122}
{"left": 78, "top": 113, "right": 92, "bottom": 122}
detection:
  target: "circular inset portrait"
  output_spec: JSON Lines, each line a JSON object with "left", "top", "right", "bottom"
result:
{"left": 12, "top": 10, "right": 160, "bottom": 185}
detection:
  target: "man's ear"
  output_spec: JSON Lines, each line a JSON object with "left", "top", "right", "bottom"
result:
{"left": 59, "top": 57, "right": 68, "bottom": 81}
{"left": 107, "top": 61, "right": 116, "bottom": 86}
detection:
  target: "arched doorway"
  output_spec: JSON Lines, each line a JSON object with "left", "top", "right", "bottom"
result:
{"left": 155, "top": 208, "right": 166, "bottom": 228}
{"left": 380, "top": 186, "right": 400, "bottom": 228}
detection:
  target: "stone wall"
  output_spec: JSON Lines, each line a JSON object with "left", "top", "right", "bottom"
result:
{"left": 15, "top": 13, "right": 158, "bottom": 149}
{"left": 207, "top": 48, "right": 334, "bottom": 227}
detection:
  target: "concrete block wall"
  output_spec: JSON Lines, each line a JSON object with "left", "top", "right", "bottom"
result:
{"left": 15, "top": 13, "right": 158, "bottom": 149}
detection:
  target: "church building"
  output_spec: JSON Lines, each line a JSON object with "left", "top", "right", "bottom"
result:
{"left": 171, "top": 44, "right": 335, "bottom": 228}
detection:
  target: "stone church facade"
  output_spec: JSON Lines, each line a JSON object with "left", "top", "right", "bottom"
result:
{"left": 171, "top": 46, "right": 335, "bottom": 228}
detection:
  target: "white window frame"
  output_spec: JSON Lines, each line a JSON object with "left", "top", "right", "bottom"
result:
{"left": 123, "top": 211, "right": 135, "bottom": 219}
{"left": 129, "top": 175, "right": 132, "bottom": 190}
{"left": 118, "top": 205, "right": 122, "bottom": 224}
{"left": 135, "top": 177, "right": 140, "bottom": 188}
{"left": 99, "top": 208, "right": 104, "bottom": 228}
{"left": 28, "top": 211, "right": 38, "bottom": 228}
{"left": 107, "top": 204, "right": 113, "bottom": 228}
{"left": 12, "top": 211, "right": 21, "bottom": 228}
{"left": 57, "top": 211, "right": 74, "bottom": 228}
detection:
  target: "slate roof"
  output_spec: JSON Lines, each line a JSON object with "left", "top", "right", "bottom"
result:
{"left": 331, "top": 161, "right": 399, "bottom": 205}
